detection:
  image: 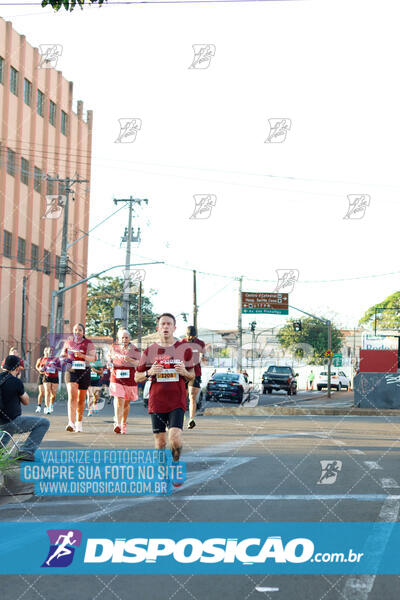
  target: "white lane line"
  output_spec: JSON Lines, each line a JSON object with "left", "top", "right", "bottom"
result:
{"left": 342, "top": 497, "right": 400, "bottom": 600}
{"left": 2, "top": 494, "right": 400, "bottom": 510}
{"left": 380, "top": 478, "right": 400, "bottom": 489}
{"left": 333, "top": 440, "right": 346, "bottom": 446}
{"left": 348, "top": 449, "right": 365, "bottom": 455}
{"left": 364, "top": 461, "right": 383, "bottom": 470}
{"left": 256, "top": 587, "right": 279, "bottom": 593}
{"left": 129, "top": 494, "right": 400, "bottom": 502}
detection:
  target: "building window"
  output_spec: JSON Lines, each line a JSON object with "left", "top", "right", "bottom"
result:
{"left": 55, "top": 255, "right": 60, "bottom": 279}
{"left": 37, "top": 89, "right": 44, "bottom": 117}
{"left": 6, "top": 148, "right": 16, "bottom": 176}
{"left": 46, "top": 176, "right": 54, "bottom": 195}
{"left": 17, "top": 237, "right": 26, "bottom": 264}
{"left": 31, "top": 243, "right": 39, "bottom": 270}
{"left": 43, "top": 249, "right": 51, "bottom": 275}
{"left": 61, "top": 110, "right": 68, "bottom": 135}
{"left": 49, "top": 100, "right": 56, "bottom": 126}
{"left": 21, "top": 157, "right": 29, "bottom": 185}
{"left": 34, "top": 167, "right": 42, "bottom": 193}
{"left": 3, "top": 230, "right": 12, "bottom": 258}
{"left": 10, "top": 66, "right": 18, "bottom": 96}
{"left": 24, "top": 78, "right": 32, "bottom": 106}
{"left": 0, "top": 57, "right": 4, "bottom": 84}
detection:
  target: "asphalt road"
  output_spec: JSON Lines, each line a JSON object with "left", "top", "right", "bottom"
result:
{"left": 1, "top": 395, "right": 400, "bottom": 599}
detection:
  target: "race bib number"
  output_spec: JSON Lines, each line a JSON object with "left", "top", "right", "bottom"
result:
{"left": 156, "top": 369, "right": 179, "bottom": 382}
{"left": 46, "top": 367, "right": 56, "bottom": 374}
{"left": 116, "top": 369, "right": 130, "bottom": 379}
{"left": 72, "top": 360, "right": 85, "bottom": 370}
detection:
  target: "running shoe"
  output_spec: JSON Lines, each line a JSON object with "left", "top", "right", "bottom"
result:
{"left": 49, "top": 405, "right": 54, "bottom": 414}
{"left": 43, "top": 407, "right": 48, "bottom": 415}
{"left": 87, "top": 410, "right": 93, "bottom": 417}
{"left": 187, "top": 419, "right": 196, "bottom": 429}
{"left": 114, "top": 424, "right": 121, "bottom": 434}
{"left": 75, "top": 421, "right": 83, "bottom": 433}
{"left": 35, "top": 405, "right": 41, "bottom": 413}
{"left": 172, "top": 447, "right": 181, "bottom": 462}
{"left": 121, "top": 423, "right": 127, "bottom": 434}
{"left": 65, "top": 422, "right": 75, "bottom": 432}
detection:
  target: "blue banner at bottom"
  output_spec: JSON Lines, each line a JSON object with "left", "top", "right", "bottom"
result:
{"left": 0, "top": 522, "right": 398, "bottom": 574}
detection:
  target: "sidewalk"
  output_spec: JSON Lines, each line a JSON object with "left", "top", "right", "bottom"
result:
{"left": 204, "top": 391, "right": 400, "bottom": 416}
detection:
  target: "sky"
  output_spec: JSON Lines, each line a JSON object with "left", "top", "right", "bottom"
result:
{"left": 2, "top": 0, "right": 400, "bottom": 337}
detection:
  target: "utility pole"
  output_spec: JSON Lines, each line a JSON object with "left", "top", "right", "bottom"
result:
{"left": 237, "top": 276, "right": 243, "bottom": 371}
{"left": 51, "top": 174, "right": 89, "bottom": 334}
{"left": 138, "top": 281, "right": 143, "bottom": 351}
{"left": 289, "top": 304, "right": 333, "bottom": 399}
{"left": 114, "top": 196, "right": 148, "bottom": 329}
{"left": 327, "top": 320, "right": 332, "bottom": 398}
{"left": 193, "top": 269, "right": 198, "bottom": 331}
{"left": 250, "top": 321, "right": 256, "bottom": 383}
{"left": 21, "top": 276, "right": 27, "bottom": 376}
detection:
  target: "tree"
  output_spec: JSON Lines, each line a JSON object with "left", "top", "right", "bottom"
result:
{"left": 86, "top": 276, "right": 157, "bottom": 338}
{"left": 358, "top": 291, "right": 400, "bottom": 331}
{"left": 277, "top": 318, "right": 343, "bottom": 364}
{"left": 41, "top": 0, "right": 106, "bottom": 11}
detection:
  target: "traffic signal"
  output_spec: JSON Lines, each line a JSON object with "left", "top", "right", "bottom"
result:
{"left": 293, "top": 321, "right": 302, "bottom": 332}
{"left": 250, "top": 321, "right": 257, "bottom": 332}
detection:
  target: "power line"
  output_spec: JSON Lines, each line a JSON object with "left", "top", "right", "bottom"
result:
{"left": 131, "top": 252, "right": 400, "bottom": 284}
{"left": 2, "top": 140, "right": 398, "bottom": 191}
{"left": 0, "top": 0, "right": 302, "bottom": 5}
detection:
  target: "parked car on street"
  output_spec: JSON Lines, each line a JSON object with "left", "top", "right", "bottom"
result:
{"left": 206, "top": 372, "right": 251, "bottom": 404}
{"left": 261, "top": 366, "right": 298, "bottom": 395}
{"left": 316, "top": 370, "right": 349, "bottom": 391}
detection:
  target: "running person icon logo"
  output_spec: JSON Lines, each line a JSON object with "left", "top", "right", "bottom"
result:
{"left": 317, "top": 460, "right": 342, "bottom": 485}
{"left": 41, "top": 529, "right": 82, "bottom": 568}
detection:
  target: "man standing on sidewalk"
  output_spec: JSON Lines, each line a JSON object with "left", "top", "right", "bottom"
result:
{"left": 135, "top": 313, "right": 195, "bottom": 467}
{"left": 308, "top": 370, "right": 315, "bottom": 391}
{"left": 0, "top": 355, "right": 50, "bottom": 461}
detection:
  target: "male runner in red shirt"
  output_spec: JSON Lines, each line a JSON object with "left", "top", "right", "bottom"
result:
{"left": 181, "top": 325, "right": 206, "bottom": 429}
{"left": 135, "top": 313, "right": 195, "bottom": 463}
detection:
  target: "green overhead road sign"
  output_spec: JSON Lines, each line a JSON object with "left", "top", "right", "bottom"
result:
{"left": 242, "top": 292, "right": 289, "bottom": 315}
{"left": 333, "top": 353, "right": 342, "bottom": 367}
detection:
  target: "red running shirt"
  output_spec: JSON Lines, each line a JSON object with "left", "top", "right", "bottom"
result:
{"left": 136, "top": 341, "right": 194, "bottom": 413}
{"left": 109, "top": 343, "right": 140, "bottom": 386}
{"left": 43, "top": 357, "right": 62, "bottom": 376}
{"left": 180, "top": 337, "right": 206, "bottom": 377}
{"left": 61, "top": 337, "right": 94, "bottom": 372}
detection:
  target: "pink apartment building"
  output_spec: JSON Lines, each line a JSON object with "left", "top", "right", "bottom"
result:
{"left": 0, "top": 18, "right": 93, "bottom": 380}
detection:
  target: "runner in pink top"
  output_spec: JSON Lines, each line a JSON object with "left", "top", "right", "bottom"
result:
{"left": 109, "top": 328, "right": 140, "bottom": 434}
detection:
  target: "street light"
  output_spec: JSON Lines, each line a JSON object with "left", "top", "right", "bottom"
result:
{"left": 49, "top": 261, "right": 164, "bottom": 336}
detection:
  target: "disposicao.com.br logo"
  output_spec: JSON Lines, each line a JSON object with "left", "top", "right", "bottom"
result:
{"left": 82, "top": 536, "right": 364, "bottom": 567}
{"left": 29, "top": 523, "right": 376, "bottom": 575}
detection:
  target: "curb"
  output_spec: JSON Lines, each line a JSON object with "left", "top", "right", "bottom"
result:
{"left": 203, "top": 406, "right": 400, "bottom": 417}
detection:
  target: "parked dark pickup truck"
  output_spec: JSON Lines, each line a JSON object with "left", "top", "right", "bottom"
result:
{"left": 262, "top": 366, "right": 298, "bottom": 395}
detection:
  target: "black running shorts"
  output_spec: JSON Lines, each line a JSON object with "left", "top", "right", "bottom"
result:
{"left": 65, "top": 367, "right": 91, "bottom": 390}
{"left": 188, "top": 376, "right": 201, "bottom": 389}
{"left": 150, "top": 408, "right": 185, "bottom": 433}
{"left": 44, "top": 375, "right": 59, "bottom": 384}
